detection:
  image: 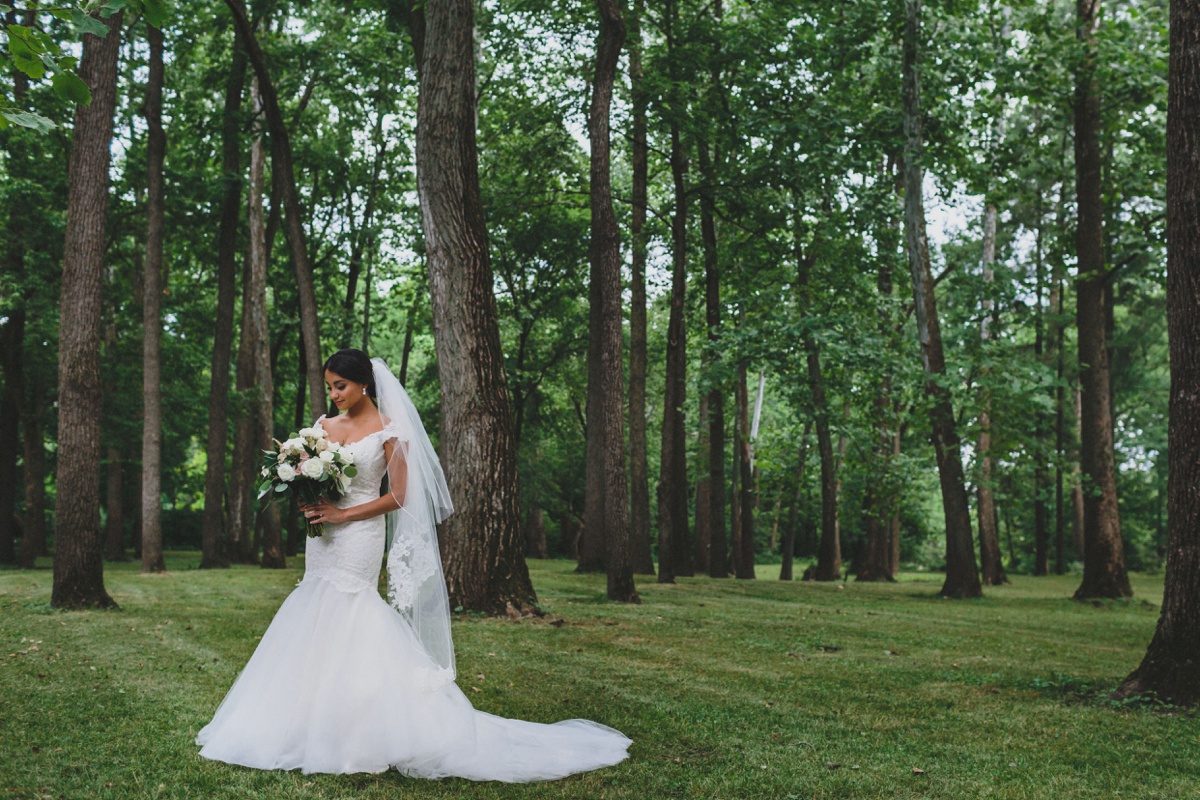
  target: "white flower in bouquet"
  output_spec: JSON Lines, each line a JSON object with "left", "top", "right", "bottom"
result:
{"left": 281, "top": 437, "right": 306, "bottom": 456}
{"left": 300, "top": 458, "right": 325, "bottom": 479}
{"left": 318, "top": 450, "right": 336, "bottom": 463}
{"left": 276, "top": 463, "right": 297, "bottom": 482}
{"left": 298, "top": 426, "right": 321, "bottom": 439}
{"left": 340, "top": 449, "right": 355, "bottom": 465}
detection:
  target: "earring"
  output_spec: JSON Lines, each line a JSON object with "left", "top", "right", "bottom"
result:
{"left": 362, "top": 388, "right": 367, "bottom": 395}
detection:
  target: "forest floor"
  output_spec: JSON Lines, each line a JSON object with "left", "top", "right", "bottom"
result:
{"left": 1, "top": 555, "right": 1196, "bottom": 800}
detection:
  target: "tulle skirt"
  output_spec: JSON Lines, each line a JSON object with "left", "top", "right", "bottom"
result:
{"left": 196, "top": 575, "right": 632, "bottom": 781}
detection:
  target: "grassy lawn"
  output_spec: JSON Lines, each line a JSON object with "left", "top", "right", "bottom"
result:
{"left": 2, "top": 555, "right": 1197, "bottom": 799}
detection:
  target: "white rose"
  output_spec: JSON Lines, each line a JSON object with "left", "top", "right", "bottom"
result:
{"left": 301, "top": 458, "right": 325, "bottom": 479}
{"left": 340, "top": 450, "right": 355, "bottom": 465}
{"left": 276, "top": 463, "right": 297, "bottom": 482}
{"left": 282, "top": 437, "right": 306, "bottom": 455}
{"left": 319, "top": 450, "right": 336, "bottom": 462}
{"left": 298, "top": 426, "right": 321, "bottom": 439}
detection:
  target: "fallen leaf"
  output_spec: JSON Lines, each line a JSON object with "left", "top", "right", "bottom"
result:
{"left": 826, "top": 762, "right": 841, "bottom": 770}
{"left": 912, "top": 767, "right": 926, "bottom": 775}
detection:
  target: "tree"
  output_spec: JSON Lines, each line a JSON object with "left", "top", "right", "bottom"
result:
{"left": 224, "top": 0, "right": 326, "bottom": 424}
{"left": 51, "top": 10, "right": 123, "bottom": 609}
{"left": 1113, "top": 0, "right": 1200, "bottom": 706}
{"left": 1072, "top": 0, "right": 1132, "bottom": 600}
{"left": 584, "top": 0, "right": 638, "bottom": 603}
{"left": 902, "top": 0, "right": 981, "bottom": 599}
{"left": 627, "top": 0, "right": 655, "bottom": 577}
{"left": 199, "top": 21, "right": 248, "bottom": 571}
{"left": 414, "top": 0, "right": 537, "bottom": 613}
{"left": 140, "top": 21, "right": 166, "bottom": 575}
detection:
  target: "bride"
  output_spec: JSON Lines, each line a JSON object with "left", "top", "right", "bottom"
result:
{"left": 196, "top": 348, "right": 631, "bottom": 781}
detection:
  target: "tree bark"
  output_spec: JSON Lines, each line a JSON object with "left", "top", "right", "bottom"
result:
{"left": 1073, "top": 0, "right": 1132, "bottom": 600}
{"left": 780, "top": 421, "right": 812, "bottom": 581}
{"left": 693, "top": 395, "right": 712, "bottom": 574}
{"left": 627, "top": 0, "right": 654, "bottom": 577}
{"left": 699, "top": 141, "right": 728, "bottom": 580}
{"left": 249, "top": 82, "right": 285, "bottom": 572}
{"left": 200, "top": 23, "right": 248, "bottom": 570}
{"left": 733, "top": 360, "right": 756, "bottom": 579}
{"left": 0, "top": 311, "right": 23, "bottom": 564}
{"left": 140, "top": 23, "right": 167, "bottom": 574}
{"left": 102, "top": 447, "right": 128, "bottom": 561}
{"left": 795, "top": 241, "right": 840, "bottom": 582}
{"left": 225, "top": 0, "right": 325, "bottom": 423}
{"left": 1114, "top": 0, "right": 1200, "bottom": 703}
{"left": 524, "top": 506, "right": 549, "bottom": 559}
{"left": 51, "top": 10, "right": 122, "bottom": 609}
{"left": 585, "top": 0, "right": 637, "bottom": 602}
{"left": 18, "top": 387, "right": 48, "bottom": 568}
{"left": 977, "top": 201, "right": 1007, "bottom": 585}
{"left": 902, "top": 0, "right": 981, "bottom": 599}
{"left": 414, "top": 0, "right": 536, "bottom": 613}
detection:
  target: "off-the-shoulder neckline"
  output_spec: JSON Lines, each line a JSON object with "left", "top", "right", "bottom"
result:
{"left": 315, "top": 416, "right": 396, "bottom": 447}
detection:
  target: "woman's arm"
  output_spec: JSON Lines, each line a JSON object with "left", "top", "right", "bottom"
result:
{"left": 300, "top": 439, "right": 408, "bottom": 525}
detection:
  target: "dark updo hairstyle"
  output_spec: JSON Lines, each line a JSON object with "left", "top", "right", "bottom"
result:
{"left": 323, "top": 348, "right": 377, "bottom": 400}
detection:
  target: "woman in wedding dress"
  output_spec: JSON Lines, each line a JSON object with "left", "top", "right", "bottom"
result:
{"left": 196, "top": 349, "right": 631, "bottom": 781}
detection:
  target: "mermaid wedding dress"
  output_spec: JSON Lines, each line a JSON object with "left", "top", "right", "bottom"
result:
{"left": 196, "top": 362, "right": 631, "bottom": 781}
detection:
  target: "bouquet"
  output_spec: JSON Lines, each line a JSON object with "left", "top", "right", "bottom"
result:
{"left": 257, "top": 426, "right": 357, "bottom": 537}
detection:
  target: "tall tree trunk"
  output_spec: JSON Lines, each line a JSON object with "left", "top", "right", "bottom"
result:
{"left": 627, "top": 0, "right": 654, "bottom": 577}
{"left": 1033, "top": 212, "right": 1051, "bottom": 577}
{"left": 1114, "top": 0, "right": 1200, "bottom": 703}
{"left": 656, "top": 0, "right": 691, "bottom": 584}
{"left": 51, "top": 10, "right": 122, "bottom": 609}
{"left": 103, "top": 447, "right": 128, "bottom": 561}
{"left": 902, "top": 0, "right": 981, "bottom": 598}
{"left": 1071, "top": 384, "right": 1086, "bottom": 557}
{"left": 199, "top": 22, "right": 248, "bottom": 571}
{"left": 414, "top": 0, "right": 536, "bottom": 613}
{"left": 0, "top": 311, "right": 23, "bottom": 564}
{"left": 733, "top": 359, "right": 756, "bottom": 579}
{"left": 342, "top": 102, "right": 388, "bottom": 349}
{"left": 1073, "top": 0, "right": 1132, "bottom": 600}
{"left": 977, "top": 201, "right": 1007, "bottom": 585}
{"left": 795, "top": 239, "right": 840, "bottom": 582}
{"left": 780, "top": 421, "right": 812, "bottom": 581}
{"left": 225, "top": 0, "right": 325, "bottom": 423}
{"left": 585, "top": 0, "right": 637, "bottom": 602}
{"left": 693, "top": 395, "right": 711, "bottom": 574}
{"left": 699, "top": 140, "right": 728, "bottom": 581}
{"left": 140, "top": 23, "right": 167, "bottom": 574}
{"left": 18, "top": 387, "right": 48, "bottom": 568}
{"left": 249, "top": 85, "right": 285, "bottom": 571}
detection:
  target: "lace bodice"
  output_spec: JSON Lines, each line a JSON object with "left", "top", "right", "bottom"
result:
{"left": 300, "top": 421, "right": 401, "bottom": 594}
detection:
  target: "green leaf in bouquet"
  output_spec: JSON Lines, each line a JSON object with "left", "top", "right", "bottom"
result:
{"left": 274, "top": 483, "right": 289, "bottom": 493}
{"left": 343, "top": 465, "right": 358, "bottom": 478}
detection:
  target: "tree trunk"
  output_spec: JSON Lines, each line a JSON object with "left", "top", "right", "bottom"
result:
{"left": 0, "top": 311, "right": 23, "bottom": 564}
{"left": 693, "top": 395, "right": 711, "bottom": 574}
{"left": 1073, "top": 0, "right": 1132, "bottom": 600}
{"left": 977, "top": 201, "right": 1007, "bottom": 585}
{"left": 225, "top": 0, "right": 325, "bottom": 423}
{"left": 19, "top": 384, "right": 48, "bottom": 568}
{"left": 1114, "top": 0, "right": 1200, "bottom": 703}
{"left": 1072, "top": 384, "right": 1086, "bottom": 557}
{"left": 51, "top": 10, "right": 122, "bottom": 609}
{"left": 200, "top": 23, "right": 248, "bottom": 570}
{"left": 780, "top": 421, "right": 812, "bottom": 581}
{"left": 524, "top": 506, "right": 549, "bottom": 559}
{"left": 733, "top": 360, "right": 756, "bottom": 579}
{"left": 342, "top": 103, "right": 388, "bottom": 349}
{"left": 140, "top": 23, "right": 167, "bottom": 574}
{"left": 699, "top": 139, "right": 728, "bottom": 581}
{"left": 414, "top": 0, "right": 536, "bottom": 613}
{"left": 585, "top": 0, "right": 637, "bottom": 602}
{"left": 250, "top": 83, "right": 285, "bottom": 572}
{"left": 627, "top": 0, "right": 654, "bottom": 577}
{"left": 902, "top": 0, "right": 981, "bottom": 599}
{"left": 103, "top": 447, "right": 128, "bottom": 561}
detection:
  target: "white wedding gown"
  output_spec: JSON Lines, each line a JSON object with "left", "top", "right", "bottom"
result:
{"left": 196, "top": 428, "right": 631, "bottom": 780}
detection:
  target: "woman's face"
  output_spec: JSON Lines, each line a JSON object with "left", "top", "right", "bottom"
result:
{"left": 325, "top": 370, "right": 368, "bottom": 412}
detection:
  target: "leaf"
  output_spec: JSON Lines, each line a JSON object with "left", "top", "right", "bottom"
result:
{"left": 274, "top": 483, "right": 289, "bottom": 493}
{"left": 0, "top": 108, "right": 55, "bottom": 133}
{"left": 343, "top": 465, "right": 358, "bottom": 478}
{"left": 912, "top": 767, "right": 926, "bottom": 775}
{"left": 52, "top": 72, "right": 91, "bottom": 105}
{"left": 71, "top": 9, "right": 111, "bottom": 38}
{"left": 140, "top": 0, "right": 169, "bottom": 29}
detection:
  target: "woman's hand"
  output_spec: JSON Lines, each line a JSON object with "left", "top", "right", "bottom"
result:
{"left": 299, "top": 498, "right": 349, "bottom": 526}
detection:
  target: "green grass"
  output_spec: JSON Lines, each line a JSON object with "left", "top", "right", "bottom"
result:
{"left": 2, "top": 555, "right": 1197, "bottom": 799}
